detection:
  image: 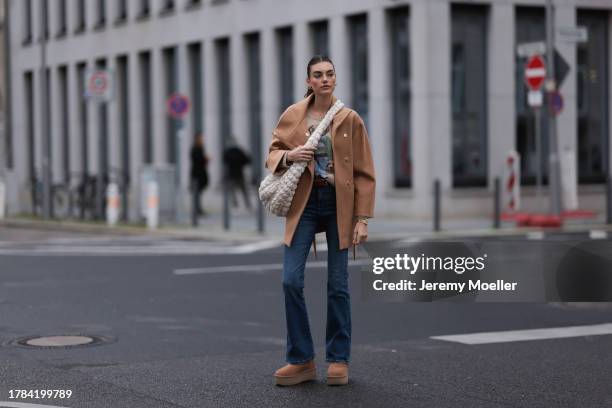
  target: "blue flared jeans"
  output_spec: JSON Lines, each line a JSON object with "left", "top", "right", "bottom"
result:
{"left": 282, "top": 184, "right": 350, "bottom": 364}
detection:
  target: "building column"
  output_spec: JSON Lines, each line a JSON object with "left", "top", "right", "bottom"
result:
{"left": 128, "top": 52, "right": 143, "bottom": 221}
{"left": 231, "top": 33, "right": 248, "bottom": 149}
{"left": 176, "top": 44, "right": 191, "bottom": 192}
{"left": 488, "top": 3, "right": 515, "bottom": 188}
{"left": 293, "top": 21, "right": 309, "bottom": 102}
{"left": 329, "top": 15, "right": 350, "bottom": 104}
{"left": 67, "top": 64, "right": 82, "bottom": 182}
{"left": 203, "top": 39, "right": 221, "bottom": 208}
{"left": 367, "top": 8, "right": 391, "bottom": 212}
{"left": 49, "top": 66, "right": 62, "bottom": 183}
{"left": 261, "top": 27, "right": 279, "bottom": 178}
{"left": 410, "top": 0, "right": 451, "bottom": 214}
{"left": 107, "top": 56, "right": 121, "bottom": 177}
{"left": 151, "top": 48, "right": 165, "bottom": 165}
{"left": 86, "top": 59, "right": 99, "bottom": 177}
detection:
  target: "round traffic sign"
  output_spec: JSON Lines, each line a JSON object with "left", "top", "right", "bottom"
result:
{"left": 525, "top": 55, "right": 546, "bottom": 91}
{"left": 88, "top": 71, "right": 109, "bottom": 96}
{"left": 549, "top": 91, "right": 564, "bottom": 115}
{"left": 166, "top": 93, "right": 190, "bottom": 119}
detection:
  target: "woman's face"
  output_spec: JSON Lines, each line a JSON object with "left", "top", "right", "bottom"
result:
{"left": 306, "top": 61, "right": 336, "bottom": 96}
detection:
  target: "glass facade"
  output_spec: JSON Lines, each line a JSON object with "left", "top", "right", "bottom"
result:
{"left": 216, "top": 39, "right": 231, "bottom": 152}
{"left": 515, "top": 7, "right": 548, "bottom": 185}
{"left": 188, "top": 42, "right": 203, "bottom": 138}
{"left": 163, "top": 47, "right": 178, "bottom": 164}
{"left": 310, "top": 21, "right": 329, "bottom": 56}
{"left": 246, "top": 33, "right": 262, "bottom": 181}
{"left": 77, "top": 63, "right": 89, "bottom": 173}
{"left": 389, "top": 7, "right": 411, "bottom": 188}
{"left": 277, "top": 27, "right": 293, "bottom": 113}
{"left": 577, "top": 10, "right": 609, "bottom": 184}
{"left": 139, "top": 52, "right": 153, "bottom": 164}
{"left": 348, "top": 14, "right": 368, "bottom": 127}
{"left": 58, "top": 66, "right": 70, "bottom": 182}
{"left": 451, "top": 4, "right": 488, "bottom": 187}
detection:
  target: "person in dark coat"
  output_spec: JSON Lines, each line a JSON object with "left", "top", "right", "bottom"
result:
{"left": 190, "top": 133, "right": 210, "bottom": 216}
{"left": 223, "top": 136, "right": 252, "bottom": 209}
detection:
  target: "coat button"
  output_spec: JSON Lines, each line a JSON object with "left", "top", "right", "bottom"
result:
{"left": 344, "top": 156, "right": 349, "bottom": 162}
{"left": 345, "top": 180, "right": 351, "bottom": 187}
{"left": 343, "top": 133, "right": 348, "bottom": 138}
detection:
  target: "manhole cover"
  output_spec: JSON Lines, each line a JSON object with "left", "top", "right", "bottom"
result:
{"left": 7, "top": 334, "right": 114, "bottom": 349}
{"left": 26, "top": 335, "right": 94, "bottom": 347}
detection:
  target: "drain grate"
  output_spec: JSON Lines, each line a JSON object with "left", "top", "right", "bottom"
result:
{"left": 7, "top": 334, "right": 114, "bottom": 349}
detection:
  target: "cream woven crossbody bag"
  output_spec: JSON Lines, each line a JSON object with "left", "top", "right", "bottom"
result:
{"left": 259, "top": 99, "right": 344, "bottom": 217}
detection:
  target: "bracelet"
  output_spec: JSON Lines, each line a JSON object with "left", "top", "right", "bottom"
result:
{"left": 356, "top": 216, "right": 369, "bottom": 225}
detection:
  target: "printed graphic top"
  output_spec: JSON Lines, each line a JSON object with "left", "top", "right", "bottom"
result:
{"left": 306, "top": 109, "right": 334, "bottom": 180}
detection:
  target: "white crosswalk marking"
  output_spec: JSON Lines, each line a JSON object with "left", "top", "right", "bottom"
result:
{"left": 430, "top": 322, "right": 612, "bottom": 345}
{"left": 173, "top": 258, "right": 371, "bottom": 275}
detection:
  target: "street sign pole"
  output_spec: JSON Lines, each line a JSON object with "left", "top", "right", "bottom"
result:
{"left": 535, "top": 107, "right": 543, "bottom": 211}
{"left": 546, "top": 0, "right": 563, "bottom": 216}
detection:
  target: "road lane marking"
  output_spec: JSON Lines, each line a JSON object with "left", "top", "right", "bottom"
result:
{"left": 0, "top": 403, "right": 71, "bottom": 408}
{"left": 173, "top": 258, "right": 372, "bottom": 275}
{"left": 430, "top": 322, "right": 612, "bottom": 345}
{"left": 0, "top": 239, "right": 282, "bottom": 256}
{"left": 589, "top": 230, "right": 608, "bottom": 240}
{"left": 526, "top": 231, "right": 544, "bottom": 240}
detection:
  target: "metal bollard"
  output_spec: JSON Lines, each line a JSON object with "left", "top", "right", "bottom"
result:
{"left": 433, "top": 179, "right": 441, "bottom": 232}
{"left": 106, "top": 182, "right": 120, "bottom": 226}
{"left": 494, "top": 177, "right": 501, "bottom": 229}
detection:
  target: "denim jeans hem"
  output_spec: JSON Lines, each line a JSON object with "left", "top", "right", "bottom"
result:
{"left": 325, "top": 359, "right": 349, "bottom": 364}
{"left": 286, "top": 356, "right": 315, "bottom": 365}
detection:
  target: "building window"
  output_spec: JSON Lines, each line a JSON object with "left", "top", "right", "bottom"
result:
{"left": 23, "top": 0, "right": 32, "bottom": 44}
{"left": 515, "top": 7, "right": 547, "bottom": 186}
{"left": 58, "top": 66, "right": 70, "bottom": 182}
{"left": 24, "top": 71, "right": 35, "bottom": 183}
{"left": 188, "top": 43, "right": 203, "bottom": 137}
{"left": 348, "top": 14, "right": 368, "bottom": 127}
{"left": 276, "top": 27, "right": 293, "bottom": 114}
{"left": 163, "top": 47, "right": 178, "bottom": 164}
{"left": 310, "top": 20, "right": 329, "bottom": 56}
{"left": 95, "top": 0, "right": 106, "bottom": 28}
{"left": 245, "top": 33, "right": 262, "bottom": 181}
{"left": 75, "top": 0, "right": 86, "bottom": 33}
{"left": 451, "top": 4, "right": 488, "bottom": 187}
{"left": 57, "top": 0, "right": 68, "bottom": 37}
{"left": 42, "top": 0, "right": 49, "bottom": 40}
{"left": 139, "top": 52, "right": 153, "bottom": 164}
{"left": 77, "top": 63, "right": 89, "bottom": 173}
{"left": 577, "top": 10, "right": 609, "bottom": 184}
{"left": 96, "top": 59, "right": 109, "bottom": 181}
{"left": 116, "top": 0, "right": 128, "bottom": 23}
{"left": 117, "top": 55, "right": 131, "bottom": 217}
{"left": 389, "top": 7, "right": 411, "bottom": 188}
{"left": 137, "top": 0, "right": 150, "bottom": 19}
{"left": 160, "top": 0, "right": 175, "bottom": 14}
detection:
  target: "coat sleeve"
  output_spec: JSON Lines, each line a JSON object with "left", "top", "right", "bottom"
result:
{"left": 352, "top": 113, "right": 376, "bottom": 218}
{"left": 265, "top": 108, "right": 293, "bottom": 175}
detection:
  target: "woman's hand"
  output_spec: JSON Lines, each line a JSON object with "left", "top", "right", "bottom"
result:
{"left": 353, "top": 222, "right": 368, "bottom": 245}
{"left": 287, "top": 145, "right": 315, "bottom": 163}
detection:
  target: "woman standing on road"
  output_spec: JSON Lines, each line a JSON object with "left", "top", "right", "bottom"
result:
{"left": 265, "top": 55, "right": 376, "bottom": 386}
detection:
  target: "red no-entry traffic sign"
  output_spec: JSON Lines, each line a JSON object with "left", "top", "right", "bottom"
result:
{"left": 525, "top": 55, "right": 546, "bottom": 91}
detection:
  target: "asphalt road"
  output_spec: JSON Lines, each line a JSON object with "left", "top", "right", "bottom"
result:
{"left": 0, "top": 227, "right": 610, "bottom": 408}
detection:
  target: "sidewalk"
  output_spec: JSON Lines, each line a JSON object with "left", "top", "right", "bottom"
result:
{"left": 1, "top": 207, "right": 607, "bottom": 243}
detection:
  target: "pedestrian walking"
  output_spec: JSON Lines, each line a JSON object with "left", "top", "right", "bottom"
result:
{"left": 223, "top": 137, "right": 252, "bottom": 210}
{"left": 266, "top": 55, "right": 376, "bottom": 386}
{"left": 189, "top": 133, "right": 210, "bottom": 216}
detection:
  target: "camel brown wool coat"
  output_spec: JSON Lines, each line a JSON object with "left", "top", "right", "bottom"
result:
{"left": 264, "top": 94, "right": 376, "bottom": 251}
